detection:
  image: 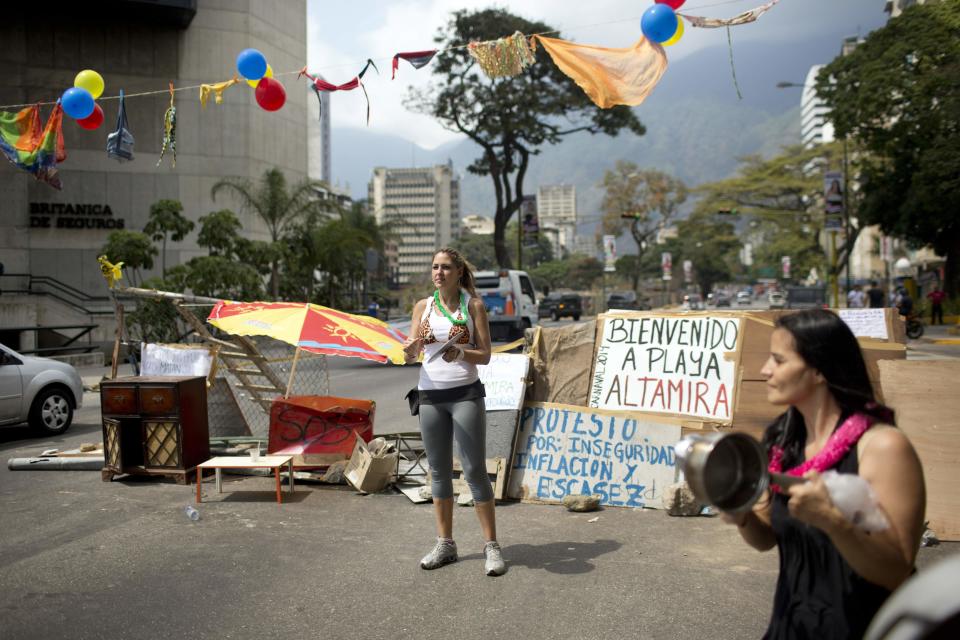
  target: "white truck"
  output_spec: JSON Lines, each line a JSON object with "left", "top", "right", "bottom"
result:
{"left": 473, "top": 269, "right": 539, "bottom": 342}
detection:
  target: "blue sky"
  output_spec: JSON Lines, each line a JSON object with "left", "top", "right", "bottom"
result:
{"left": 306, "top": 0, "right": 890, "bottom": 148}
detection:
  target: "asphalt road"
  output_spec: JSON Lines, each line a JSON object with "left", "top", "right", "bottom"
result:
{"left": 1, "top": 312, "right": 957, "bottom": 639}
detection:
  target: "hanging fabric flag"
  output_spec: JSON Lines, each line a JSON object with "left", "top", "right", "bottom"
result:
{"left": 157, "top": 82, "right": 176, "bottom": 168}
{"left": 468, "top": 32, "right": 536, "bottom": 79}
{"left": 680, "top": 0, "right": 780, "bottom": 28}
{"left": 107, "top": 89, "right": 135, "bottom": 162}
{"left": 531, "top": 35, "right": 668, "bottom": 109}
{"left": 0, "top": 103, "right": 66, "bottom": 189}
{"left": 391, "top": 50, "right": 438, "bottom": 79}
{"left": 299, "top": 59, "right": 379, "bottom": 125}
{"left": 199, "top": 74, "right": 240, "bottom": 107}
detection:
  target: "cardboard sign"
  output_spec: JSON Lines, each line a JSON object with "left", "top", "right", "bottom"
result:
{"left": 507, "top": 402, "right": 681, "bottom": 508}
{"left": 478, "top": 353, "right": 530, "bottom": 411}
{"left": 838, "top": 308, "right": 889, "bottom": 340}
{"left": 268, "top": 396, "right": 375, "bottom": 468}
{"left": 589, "top": 314, "right": 742, "bottom": 422}
{"left": 140, "top": 343, "right": 216, "bottom": 380}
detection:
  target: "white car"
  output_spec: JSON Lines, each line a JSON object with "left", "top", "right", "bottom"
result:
{"left": 736, "top": 291, "right": 752, "bottom": 305}
{"left": 0, "top": 343, "right": 84, "bottom": 434}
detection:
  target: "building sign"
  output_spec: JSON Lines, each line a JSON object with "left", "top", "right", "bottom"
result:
{"left": 661, "top": 252, "right": 672, "bottom": 280}
{"left": 29, "top": 203, "right": 125, "bottom": 230}
{"left": 603, "top": 235, "right": 617, "bottom": 273}
{"left": 589, "top": 314, "right": 742, "bottom": 422}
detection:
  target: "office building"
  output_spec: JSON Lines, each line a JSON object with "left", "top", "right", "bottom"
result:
{"left": 537, "top": 184, "right": 576, "bottom": 259}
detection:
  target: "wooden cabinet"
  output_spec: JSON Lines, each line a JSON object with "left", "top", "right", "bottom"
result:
{"left": 100, "top": 376, "right": 209, "bottom": 484}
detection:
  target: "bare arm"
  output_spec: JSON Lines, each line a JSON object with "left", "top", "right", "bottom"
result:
{"left": 726, "top": 490, "right": 777, "bottom": 552}
{"left": 402, "top": 300, "right": 426, "bottom": 364}
{"left": 786, "top": 426, "right": 925, "bottom": 590}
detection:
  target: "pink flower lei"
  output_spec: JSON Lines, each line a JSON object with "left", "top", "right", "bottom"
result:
{"left": 768, "top": 412, "right": 873, "bottom": 493}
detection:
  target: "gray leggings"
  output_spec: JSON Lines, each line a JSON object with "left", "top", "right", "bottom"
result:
{"left": 419, "top": 397, "right": 493, "bottom": 503}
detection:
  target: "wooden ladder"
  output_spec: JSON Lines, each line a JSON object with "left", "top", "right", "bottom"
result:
{"left": 173, "top": 301, "right": 288, "bottom": 412}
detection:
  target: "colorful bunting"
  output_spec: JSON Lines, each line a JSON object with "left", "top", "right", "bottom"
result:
{"left": 199, "top": 74, "right": 241, "bottom": 107}
{"left": 0, "top": 103, "right": 65, "bottom": 189}
{"left": 468, "top": 32, "right": 536, "bottom": 79}
{"left": 679, "top": 0, "right": 780, "bottom": 28}
{"left": 391, "top": 50, "right": 438, "bottom": 79}
{"left": 157, "top": 82, "right": 177, "bottom": 168}
{"left": 299, "top": 59, "right": 379, "bottom": 125}
{"left": 532, "top": 35, "right": 668, "bottom": 109}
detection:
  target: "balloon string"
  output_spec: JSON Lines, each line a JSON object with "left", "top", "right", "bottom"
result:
{"left": 727, "top": 26, "right": 743, "bottom": 100}
{"left": 0, "top": 0, "right": 754, "bottom": 110}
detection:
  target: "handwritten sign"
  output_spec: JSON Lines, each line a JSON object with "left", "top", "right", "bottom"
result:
{"left": 140, "top": 343, "right": 215, "bottom": 379}
{"left": 478, "top": 353, "right": 529, "bottom": 411}
{"left": 589, "top": 314, "right": 742, "bottom": 422}
{"left": 507, "top": 402, "right": 681, "bottom": 508}
{"left": 838, "top": 308, "right": 889, "bottom": 340}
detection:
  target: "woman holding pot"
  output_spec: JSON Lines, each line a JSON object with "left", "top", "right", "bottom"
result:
{"left": 401, "top": 247, "right": 505, "bottom": 576}
{"left": 726, "top": 309, "right": 925, "bottom": 638}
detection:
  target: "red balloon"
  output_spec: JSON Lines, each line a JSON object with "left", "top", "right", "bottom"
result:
{"left": 656, "top": 0, "right": 686, "bottom": 9}
{"left": 255, "top": 77, "right": 286, "bottom": 111}
{"left": 77, "top": 103, "right": 104, "bottom": 130}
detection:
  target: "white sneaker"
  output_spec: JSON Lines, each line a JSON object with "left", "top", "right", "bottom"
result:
{"left": 484, "top": 541, "right": 506, "bottom": 576}
{"left": 420, "top": 538, "right": 458, "bottom": 570}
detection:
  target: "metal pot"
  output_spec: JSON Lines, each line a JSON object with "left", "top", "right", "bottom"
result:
{"left": 674, "top": 432, "right": 774, "bottom": 513}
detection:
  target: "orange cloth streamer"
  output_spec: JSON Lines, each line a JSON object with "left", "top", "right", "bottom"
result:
{"left": 532, "top": 35, "right": 668, "bottom": 109}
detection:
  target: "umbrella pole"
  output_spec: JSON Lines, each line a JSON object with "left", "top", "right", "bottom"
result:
{"left": 285, "top": 347, "right": 302, "bottom": 398}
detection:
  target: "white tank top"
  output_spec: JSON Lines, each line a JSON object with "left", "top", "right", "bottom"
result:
{"left": 418, "top": 290, "right": 479, "bottom": 390}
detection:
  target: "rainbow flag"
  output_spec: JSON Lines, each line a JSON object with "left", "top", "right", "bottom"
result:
{"left": 0, "top": 103, "right": 66, "bottom": 189}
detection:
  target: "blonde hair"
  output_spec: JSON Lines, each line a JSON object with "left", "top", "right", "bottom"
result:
{"left": 435, "top": 247, "right": 478, "bottom": 298}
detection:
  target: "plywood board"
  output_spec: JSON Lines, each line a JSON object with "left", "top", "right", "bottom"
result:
{"left": 528, "top": 320, "right": 597, "bottom": 405}
{"left": 878, "top": 360, "right": 960, "bottom": 542}
{"left": 451, "top": 457, "right": 506, "bottom": 501}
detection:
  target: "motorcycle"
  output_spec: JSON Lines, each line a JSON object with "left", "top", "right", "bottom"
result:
{"left": 905, "top": 312, "right": 925, "bottom": 340}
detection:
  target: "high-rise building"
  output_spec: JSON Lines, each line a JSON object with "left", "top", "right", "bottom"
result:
{"left": 884, "top": 0, "right": 926, "bottom": 19}
{"left": 307, "top": 80, "right": 331, "bottom": 185}
{"left": 368, "top": 164, "right": 459, "bottom": 285}
{"left": 0, "top": 0, "right": 308, "bottom": 347}
{"left": 801, "top": 65, "right": 835, "bottom": 148}
{"left": 536, "top": 184, "right": 577, "bottom": 259}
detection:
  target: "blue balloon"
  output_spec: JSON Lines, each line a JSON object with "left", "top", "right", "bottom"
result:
{"left": 61, "top": 87, "right": 95, "bottom": 119}
{"left": 641, "top": 4, "right": 679, "bottom": 44}
{"left": 236, "top": 48, "right": 268, "bottom": 81}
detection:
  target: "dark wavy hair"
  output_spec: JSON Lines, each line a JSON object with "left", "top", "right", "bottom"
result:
{"left": 761, "top": 309, "right": 895, "bottom": 470}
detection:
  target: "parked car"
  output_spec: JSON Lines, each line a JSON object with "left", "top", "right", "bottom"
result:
{"left": 714, "top": 293, "right": 732, "bottom": 307}
{"left": 768, "top": 291, "right": 786, "bottom": 309}
{"left": 736, "top": 291, "right": 752, "bottom": 305}
{"left": 607, "top": 293, "right": 652, "bottom": 311}
{"left": 786, "top": 286, "right": 828, "bottom": 310}
{"left": 475, "top": 269, "right": 539, "bottom": 341}
{"left": 0, "top": 343, "right": 83, "bottom": 434}
{"left": 682, "top": 293, "right": 705, "bottom": 310}
{"left": 539, "top": 293, "right": 582, "bottom": 321}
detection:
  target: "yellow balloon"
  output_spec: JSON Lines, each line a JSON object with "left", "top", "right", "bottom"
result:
{"left": 663, "top": 17, "right": 685, "bottom": 47}
{"left": 246, "top": 64, "right": 273, "bottom": 88}
{"left": 74, "top": 69, "right": 104, "bottom": 99}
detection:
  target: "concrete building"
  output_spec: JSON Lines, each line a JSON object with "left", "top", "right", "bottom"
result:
{"left": 0, "top": 0, "right": 309, "bottom": 349}
{"left": 801, "top": 64, "right": 835, "bottom": 148}
{"left": 368, "top": 163, "right": 459, "bottom": 285}
{"left": 572, "top": 234, "right": 598, "bottom": 258}
{"left": 536, "top": 184, "right": 576, "bottom": 259}
{"left": 306, "top": 78, "right": 331, "bottom": 185}
{"left": 884, "top": 0, "right": 926, "bottom": 19}
{"left": 462, "top": 214, "right": 494, "bottom": 235}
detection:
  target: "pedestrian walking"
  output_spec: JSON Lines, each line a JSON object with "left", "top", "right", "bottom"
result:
{"left": 401, "top": 248, "right": 505, "bottom": 576}
{"left": 721, "top": 309, "right": 925, "bottom": 639}
{"left": 927, "top": 285, "right": 946, "bottom": 325}
{"left": 846, "top": 285, "right": 866, "bottom": 309}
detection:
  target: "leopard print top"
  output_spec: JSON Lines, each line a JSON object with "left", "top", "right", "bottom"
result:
{"left": 418, "top": 296, "right": 471, "bottom": 345}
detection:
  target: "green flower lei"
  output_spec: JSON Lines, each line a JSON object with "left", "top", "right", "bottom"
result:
{"left": 434, "top": 290, "right": 468, "bottom": 326}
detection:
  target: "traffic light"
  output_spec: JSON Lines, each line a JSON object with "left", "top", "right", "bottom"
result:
{"left": 717, "top": 208, "right": 739, "bottom": 216}
{"left": 620, "top": 212, "right": 640, "bottom": 219}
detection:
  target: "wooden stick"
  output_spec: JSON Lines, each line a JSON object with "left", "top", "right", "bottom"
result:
{"left": 111, "top": 305, "right": 124, "bottom": 379}
{"left": 284, "top": 347, "right": 301, "bottom": 398}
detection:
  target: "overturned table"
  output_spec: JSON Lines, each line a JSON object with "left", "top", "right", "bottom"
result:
{"left": 196, "top": 455, "right": 295, "bottom": 504}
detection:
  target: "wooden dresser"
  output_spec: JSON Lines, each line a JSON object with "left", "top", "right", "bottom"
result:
{"left": 100, "top": 376, "right": 210, "bottom": 484}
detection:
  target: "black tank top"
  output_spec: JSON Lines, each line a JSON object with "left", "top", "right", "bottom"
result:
{"left": 764, "top": 433, "right": 891, "bottom": 639}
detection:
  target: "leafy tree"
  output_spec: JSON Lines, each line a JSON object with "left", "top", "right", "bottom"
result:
{"left": 695, "top": 143, "right": 853, "bottom": 286}
{"left": 670, "top": 211, "right": 741, "bottom": 295}
{"left": 565, "top": 254, "right": 604, "bottom": 290}
{"left": 166, "top": 257, "right": 263, "bottom": 301}
{"left": 452, "top": 231, "right": 498, "bottom": 271}
{"left": 197, "top": 209, "right": 242, "bottom": 257}
{"left": 101, "top": 230, "right": 157, "bottom": 286}
{"left": 817, "top": 1, "right": 960, "bottom": 294}
{"left": 408, "top": 8, "right": 645, "bottom": 268}
{"left": 124, "top": 277, "right": 182, "bottom": 344}
{"left": 600, "top": 162, "right": 687, "bottom": 295}
{"left": 212, "top": 168, "right": 320, "bottom": 299}
{"left": 529, "top": 260, "right": 570, "bottom": 293}
{"left": 143, "top": 199, "right": 194, "bottom": 275}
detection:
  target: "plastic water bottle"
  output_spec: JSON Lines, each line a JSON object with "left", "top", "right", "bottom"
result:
{"left": 184, "top": 505, "right": 200, "bottom": 521}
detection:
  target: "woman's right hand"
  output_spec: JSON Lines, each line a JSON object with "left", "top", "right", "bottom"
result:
{"left": 402, "top": 337, "right": 423, "bottom": 364}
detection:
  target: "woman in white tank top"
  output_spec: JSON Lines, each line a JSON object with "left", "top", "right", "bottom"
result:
{"left": 401, "top": 248, "right": 505, "bottom": 576}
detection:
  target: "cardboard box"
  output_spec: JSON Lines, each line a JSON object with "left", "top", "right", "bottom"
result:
{"left": 344, "top": 437, "right": 398, "bottom": 494}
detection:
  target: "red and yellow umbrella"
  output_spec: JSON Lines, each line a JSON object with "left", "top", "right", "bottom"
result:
{"left": 207, "top": 301, "right": 407, "bottom": 365}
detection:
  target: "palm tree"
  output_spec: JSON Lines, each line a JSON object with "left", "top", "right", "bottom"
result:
{"left": 211, "top": 168, "right": 319, "bottom": 299}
